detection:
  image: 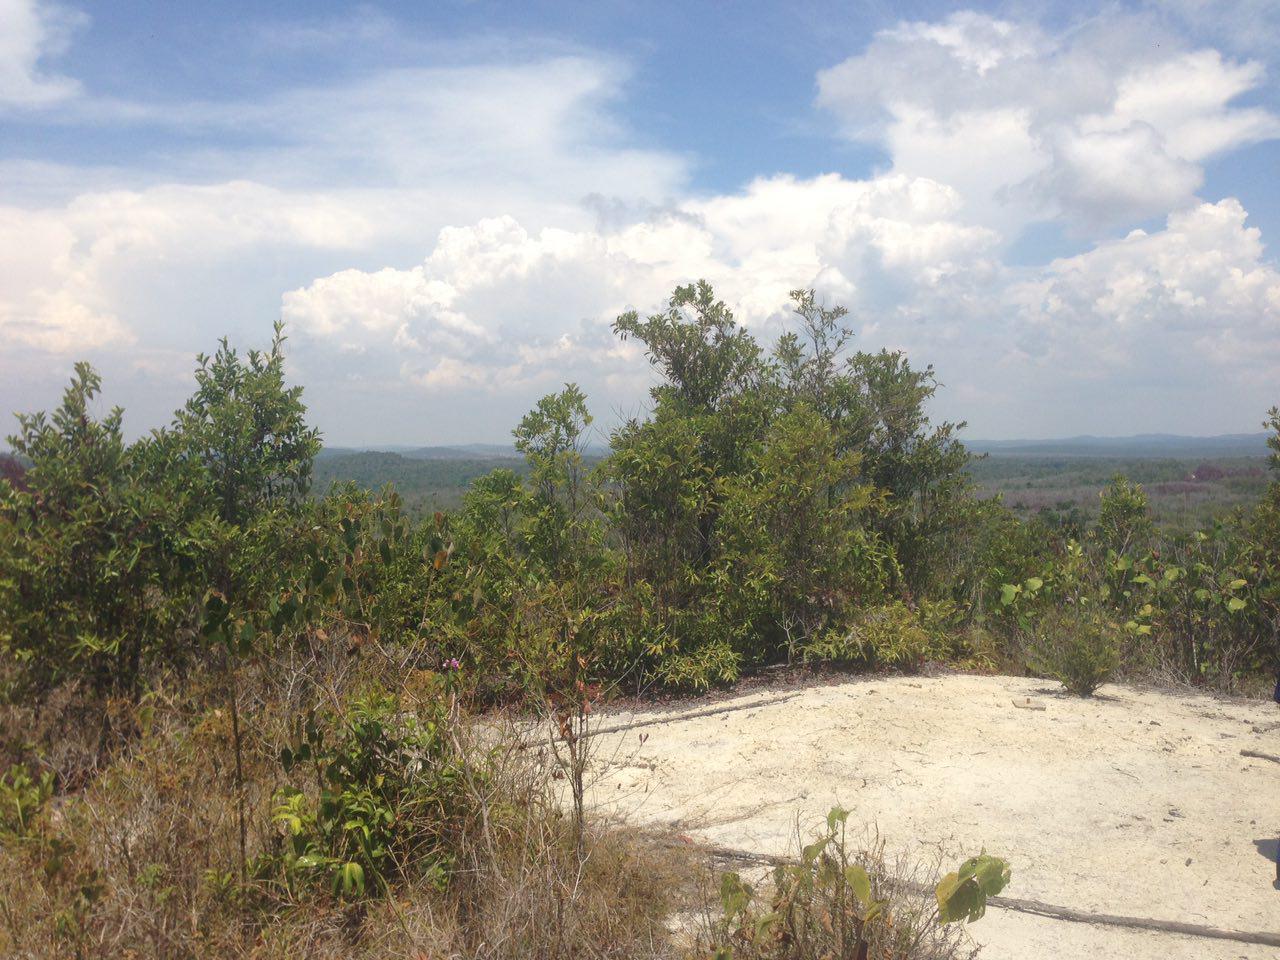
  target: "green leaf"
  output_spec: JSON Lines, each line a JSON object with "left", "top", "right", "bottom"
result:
{"left": 801, "top": 837, "right": 829, "bottom": 866}
{"left": 967, "top": 855, "right": 1011, "bottom": 896}
{"left": 719, "top": 872, "right": 752, "bottom": 921}
{"left": 845, "top": 864, "right": 872, "bottom": 907}
{"left": 935, "top": 873, "right": 978, "bottom": 923}
{"left": 826, "top": 805, "right": 849, "bottom": 831}
{"left": 937, "top": 855, "right": 1010, "bottom": 924}
{"left": 1226, "top": 597, "right": 1246, "bottom": 612}
{"left": 338, "top": 861, "right": 365, "bottom": 896}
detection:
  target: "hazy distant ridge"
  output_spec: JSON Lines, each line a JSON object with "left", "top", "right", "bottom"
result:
{"left": 966, "top": 433, "right": 1269, "bottom": 458}
{"left": 321, "top": 433, "right": 1271, "bottom": 462}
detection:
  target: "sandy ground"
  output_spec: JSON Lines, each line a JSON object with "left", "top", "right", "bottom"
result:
{"left": 583, "top": 673, "right": 1280, "bottom": 959}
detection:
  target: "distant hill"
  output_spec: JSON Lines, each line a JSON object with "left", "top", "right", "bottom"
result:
{"left": 312, "top": 450, "right": 529, "bottom": 512}
{"left": 317, "top": 443, "right": 518, "bottom": 461}
{"left": 403, "top": 444, "right": 521, "bottom": 460}
{"left": 319, "top": 442, "right": 611, "bottom": 461}
{"left": 323, "top": 433, "right": 1271, "bottom": 462}
{"left": 967, "top": 433, "right": 1270, "bottom": 459}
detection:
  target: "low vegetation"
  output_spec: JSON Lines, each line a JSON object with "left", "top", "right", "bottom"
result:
{"left": 699, "top": 808, "right": 1009, "bottom": 960}
{"left": 1, "top": 283, "right": 1276, "bottom": 956}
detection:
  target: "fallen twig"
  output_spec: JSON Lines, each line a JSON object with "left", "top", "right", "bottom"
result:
{"left": 1240, "top": 748, "right": 1280, "bottom": 765}
{"left": 589, "top": 692, "right": 802, "bottom": 738}
{"left": 516, "top": 692, "right": 802, "bottom": 750}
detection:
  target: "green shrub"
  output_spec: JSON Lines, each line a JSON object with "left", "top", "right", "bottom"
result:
{"left": 0, "top": 366, "right": 202, "bottom": 696}
{"left": 649, "top": 637, "right": 743, "bottom": 691}
{"left": 0, "top": 763, "right": 54, "bottom": 839}
{"left": 1096, "top": 475, "right": 1152, "bottom": 555}
{"left": 261, "top": 684, "right": 469, "bottom": 899}
{"left": 700, "top": 806, "right": 1008, "bottom": 960}
{"left": 1027, "top": 605, "right": 1120, "bottom": 696}
{"left": 804, "top": 602, "right": 946, "bottom": 670}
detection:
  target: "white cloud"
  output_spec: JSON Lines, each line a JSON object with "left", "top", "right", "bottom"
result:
{"left": 0, "top": 181, "right": 380, "bottom": 355}
{"left": 0, "top": 52, "right": 689, "bottom": 366}
{"left": 285, "top": 184, "right": 1280, "bottom": 439}
{"left": 0, "top": 0, "right": 82, "bottom": 107}
{"left": 281, "top": 173, "right": 1000, "bottom": 406}
{"left": 0, "top": 205, "right": 128, "bottom": 351}
{"left": 1010, "top": 198, "right": 1280, "bottom": 378}
{"left": 2, "top": 6, "right": 1278, "bottom": 442}
{"left": 817, "top": 12, "right": 1280, "bottom": 230}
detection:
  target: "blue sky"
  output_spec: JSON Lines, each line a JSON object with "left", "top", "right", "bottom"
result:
{"left": 2, "top": 0, "right": 1279, "bottom": 444}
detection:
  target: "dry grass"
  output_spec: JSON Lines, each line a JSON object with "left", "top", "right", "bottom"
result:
{"left": 0, "top": 651, "right": 691, "bottom": 960}
{"left": 0, "top": 647, "right": 986, "bottom": 960}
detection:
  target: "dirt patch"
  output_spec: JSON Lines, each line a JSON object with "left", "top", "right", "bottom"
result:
{"left": 586, "top": 674, "right": 1280, "bottom": 959}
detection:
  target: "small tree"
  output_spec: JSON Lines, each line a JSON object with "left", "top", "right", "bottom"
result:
{"left": 775, "top": 289, "right": 973, "bottom": 597}
{"left": 1097, "top": 475, "right": 1152, "bottom": 556}
{"left": 613, "top": 281, "right": 761, "bottom": 413}
{"left": 172, "top": 322, "right": 321, "bottom": 880}
{"left": 0, "top": 365, "right": 198, "bottom": 697}
{"left": 512, "top": 384, "right": 596, "bottom": 575}
{"left": 717, "top": 404, "right": 887, "bottom": 661}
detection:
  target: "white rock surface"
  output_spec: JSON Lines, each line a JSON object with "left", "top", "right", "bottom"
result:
{"left": 586, "top": 674, "right": 1280, "bottom": 960}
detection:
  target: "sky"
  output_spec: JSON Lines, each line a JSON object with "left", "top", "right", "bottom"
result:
{"left": 2, "top": 0, "right": 1279, "bottom": 445}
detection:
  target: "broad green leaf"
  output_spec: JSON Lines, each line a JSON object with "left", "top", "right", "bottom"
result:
{"left": 826, "top": 805, "right": 849, "bottom": 831}
{"left": 845, "top": 864, "right": 872, "bottom": 907}
{"left": 801, "top": 837, "right": 829, "bottom": 866}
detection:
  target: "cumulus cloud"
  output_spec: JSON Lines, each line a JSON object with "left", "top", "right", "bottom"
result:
{"left": 817, "top": 12, "right": 1280, "bottom": 229}
{"left": 0, "top": 205, "right": 127, "bottom": 352}
{"left": 0, "top": 181, "right": 381, "bottom": 357}
{"left": 282, "top": 174, "right": 1000, "bottom": 399}
{"left": 0, "top": 51, "right": 688, "bottom": 365}
{"left": 2, "top": 5, "right": 1278, "bottom": 441}
{"left": 285, "top": 184, "right": 1280, "bottom": 439}
{"left": 1010, "top": 198, "right": 1280, "bottom": 378}
{"left": 0, "top": 0, "right": 82, "bottom": 107}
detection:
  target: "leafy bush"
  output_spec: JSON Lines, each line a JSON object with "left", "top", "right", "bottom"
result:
{"left": 1096, "top": 475, "right": 1152, "bottom": 555}
{"left": 804, "top": 602, "right": 947, "bottom": 670}
{"left": 1026, "top": 605, "right": 1120, "bottom": 696}
{"left": 262, "top": 684, "right": 468, "bottom": 899}
{"left": 700, "top": 806, "right": 1008, "bottom": 960}
{"left": 1132, "top": 527, "right": 1261, "bottom": 689}
{"left": 605, "top": 284, "right": 974, "bottom": 687}
{"left": 0, "top": 762, "right": 54, "bottom": 839}
{"left": 717, "top": 404, "right": 890, "bottom": 661}
{"left": 0, "top": 365, "right": 201, "bottom": 696}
